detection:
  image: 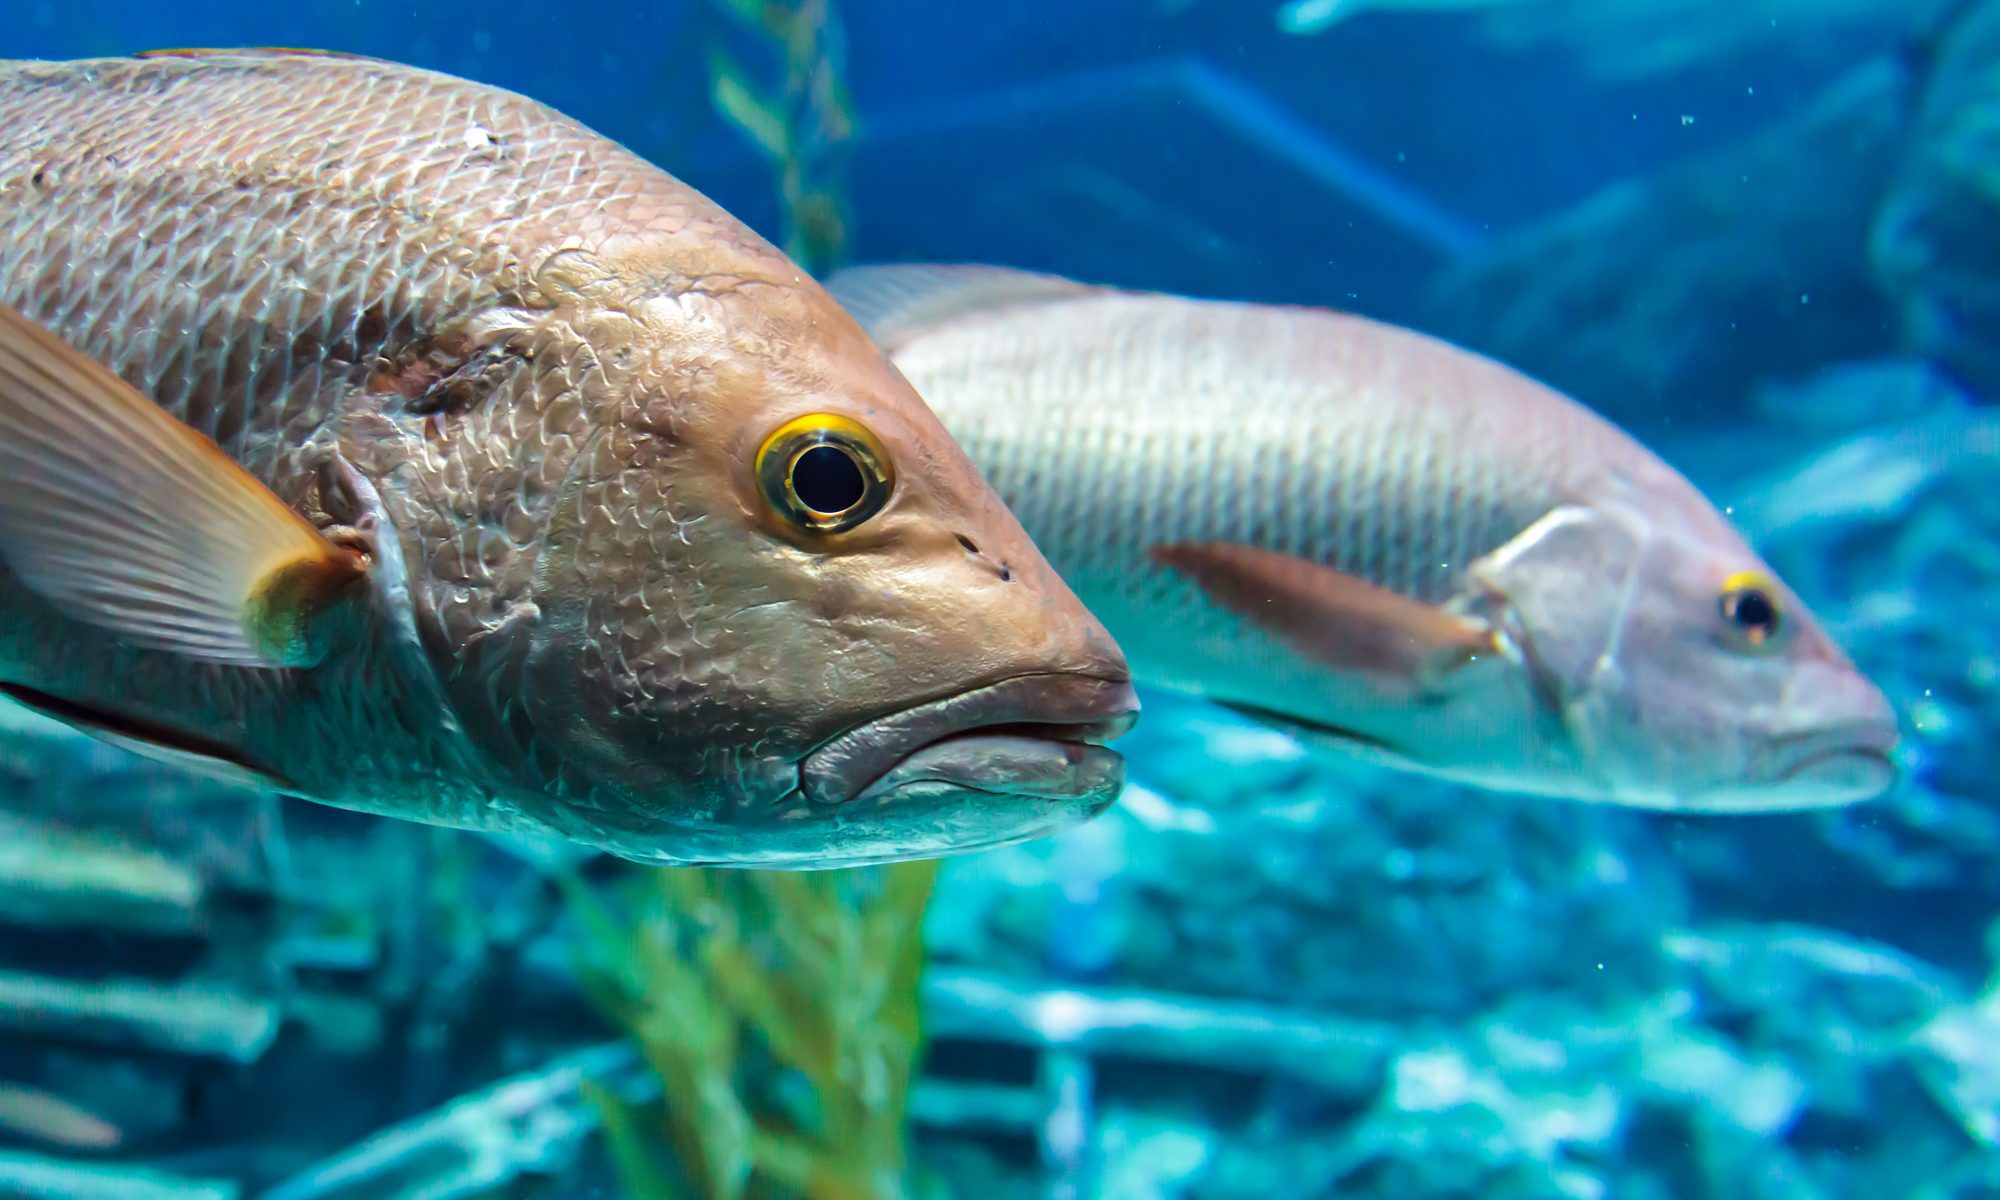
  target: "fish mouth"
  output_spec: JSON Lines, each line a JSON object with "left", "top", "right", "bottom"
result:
{"left": 1754, "top": 721, "right": 1902, "bottom": 806}
{"left": 801, "top": 672, "right": 1140, "bottom": 809}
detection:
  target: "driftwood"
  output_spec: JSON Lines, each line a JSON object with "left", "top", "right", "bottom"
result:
{"left": 0, "top": 1152, "right": 237, "bottom": 1200}
{"left": 257, "top": 971, "right": 1403, "bottom": 1198}
{"left": 0, "top": 972, "right": 279, "bottom": 1065}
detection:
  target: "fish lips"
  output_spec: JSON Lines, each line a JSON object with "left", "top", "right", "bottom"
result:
{"left": 801, "top": 673, "right": 1140, "bottom": 821}
{"left": 1749, "top": 719, "right": 1903, "bottom": 807}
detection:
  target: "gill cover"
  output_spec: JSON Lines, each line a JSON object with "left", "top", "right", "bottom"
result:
{"left": 1462, "top": 504, "right": 1649, "bottom": 765}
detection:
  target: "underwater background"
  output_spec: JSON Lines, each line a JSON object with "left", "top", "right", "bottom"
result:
{"left": 4, "top": 0, "right": 2000, "bottom": 1196}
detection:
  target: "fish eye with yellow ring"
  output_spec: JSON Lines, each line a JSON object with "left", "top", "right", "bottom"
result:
{"left": 1718, "top": 569, "right": 1784, "bottom": 649}
{"left": 756, "top": 413, "right": 895, "bottom": 534}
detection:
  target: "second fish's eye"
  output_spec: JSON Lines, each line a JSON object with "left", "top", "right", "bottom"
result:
{"left": 756, "top": 414, "right": 894, "bottom": 533}
{"left": 1719, "top": 571, "right": 1782, "bottom": 648}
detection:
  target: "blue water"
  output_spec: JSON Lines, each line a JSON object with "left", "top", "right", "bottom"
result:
{"left": 2, "top": 3, "right": 1997, "bottom": 1197}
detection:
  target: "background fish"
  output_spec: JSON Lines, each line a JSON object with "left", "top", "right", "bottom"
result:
{"left": 828, "top": 264, "right": 1900, "bottom": 812}
{"left": 0, "top": 52, "right": 1138, "bottom": 869}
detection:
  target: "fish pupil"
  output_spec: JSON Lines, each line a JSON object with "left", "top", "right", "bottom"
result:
{"left": 792, "top": 444, "right": 866, "bottom": 515}
{"left": 1726, "top": 587, "right": 1779, "bottom": 638}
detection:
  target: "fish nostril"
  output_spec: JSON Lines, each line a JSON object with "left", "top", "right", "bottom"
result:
{"left": 953, "top": 532, "right": 1014, "bottom": 581}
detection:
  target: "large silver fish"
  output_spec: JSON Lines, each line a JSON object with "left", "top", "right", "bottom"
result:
{"left": 828, "top": 264, "right": 1901, "bottom": 812}
{"left": 0, "top": 52, "right": 1138, "bottom": 868}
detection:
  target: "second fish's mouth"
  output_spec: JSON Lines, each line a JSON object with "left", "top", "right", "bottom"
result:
{"left": 1761, "top": 719, "right": 1899, "bottom": 774}
{"left": 801, "top": 673, "right": 1141, "bottom": 806}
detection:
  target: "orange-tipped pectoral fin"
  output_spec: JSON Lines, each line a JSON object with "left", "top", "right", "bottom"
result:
{"left": 1152, "top": 540, "right": 1494, "bottom": 687}
{"left": 0, "top": 301, "right": 365, "bottom": 668}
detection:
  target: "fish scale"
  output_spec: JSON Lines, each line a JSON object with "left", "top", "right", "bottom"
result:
{"left": 900, "top": 294, "right": 1568, "bottom": 606}
{"left": 863, "top": 284, "right": 1633, "bottom": 724}
{"left": 0, "top": 59, "right": 633, "bottom": 775}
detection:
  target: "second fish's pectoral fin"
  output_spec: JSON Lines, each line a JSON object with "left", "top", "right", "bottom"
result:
{"left": 1152, "top": 541, "right": 1497, "bottom": 690}
{"left": 0, "top": 302, "right": 366, "bottom": 668}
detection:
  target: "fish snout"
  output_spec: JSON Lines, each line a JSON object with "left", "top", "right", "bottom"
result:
{"left": 1753, "top": 720, "right": 1900, "bottom": 807}
{"left": 1751, "top": 665, "right": 1903, "bottom": 806}
{"left": 941, "top": 509, "right": 1133, "bottom": 680}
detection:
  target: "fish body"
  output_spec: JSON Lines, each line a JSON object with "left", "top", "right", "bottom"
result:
{"left": 829, "top": 264, "right": 1899, "bottom": 812}
{"left": 0, "top": 54, "right": 1136, "bottom": 868}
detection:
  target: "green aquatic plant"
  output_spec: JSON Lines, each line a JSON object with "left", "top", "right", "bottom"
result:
{"left": 706, "top": 0, "right": 858, "bottom": 273}
{"left": 568, "top": 861, "right": 940, "bottom": 1200}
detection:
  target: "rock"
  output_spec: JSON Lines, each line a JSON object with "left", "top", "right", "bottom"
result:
{"left": 0, "top": 972, "right": 280, "bottom": 1064}
{"left": 1424, "top": 60, "right": 1911, "bottom": 435}
{"left": 1912, "top": 922, "right": 2000, "bottom": 1149}
{"left": 257, "top": 1041, "right": 649, "bottom": 1200}
{"left": 0, "top": 817, "right": 205, "bottom": 937}
{"left": 922, "top": 969, "right": 1398, "bottom": 1095}
{"left": 928, "top": 736, "right": 1684, "bottom": 1018}
{"left": 1871, "top": 0, "right": 2000, "bottom": 395}
{"left": 0, "top": 1153, "right": 237, "bottom": 1200}
{"left": 1093, "top": 1109, "right": 1214, "bottom": 1200}
{"left": 36, "top": 1052, "right": 186, "bottom": 1145}
{"left": 1748, "top": 358, "right": 1971, "bottom": 439}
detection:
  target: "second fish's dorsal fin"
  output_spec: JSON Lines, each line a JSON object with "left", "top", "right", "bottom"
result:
{"left": 825, "top": 264, "right": 1102, "bottom": 351}
{"left": 1152, "top": 541, "right": 1498, "bottom": 689}
{"left": 0, "top": 302, "right": 366, "bottom": 668}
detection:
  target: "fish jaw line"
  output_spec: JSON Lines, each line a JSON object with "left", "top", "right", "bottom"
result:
{"left": 778, "top": 743, "right": 1125, "bottom": 867}
{"left": 1684, "top": 719, "right": 1904, "bottom": 811}
{"left": 1781, "top": 746, "right": 1899, "bottom": 802}
{"left": 619, "top": 763, "right": 1121, "bottom": 869}
{"left": 1762, "top": 720, "right": 1902, "bottom": 804}
{"left": 800, "top": 672, "right": 1140, "bottom": 808}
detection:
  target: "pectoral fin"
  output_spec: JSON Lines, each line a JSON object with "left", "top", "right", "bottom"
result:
{"left": 0, "top": 302, "right": 365, "bottom": 668}
{"left": 1152, "top": 541, "right": 1496, "bottom": 690}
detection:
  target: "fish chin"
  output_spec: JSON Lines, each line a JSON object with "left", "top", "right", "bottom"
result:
{"left": 1683, "top": 732, "right": 1901, "bottom": 813}
{"left": 801, "top": 672, "right": 1139, "bottom": 805}
{"left": 1769, "top": 747, "right": 1899, "bottom": 808}
{"left": 559, "top": 666, "right": 1138, "bottom": 870}
{"left": 607, "top": 735, "right": 1125, "bottom": 871}
{"left": 818, "top": 734, "right": 1126, "bottom": 864}
{"left": 671, "top": 670, "right": 1141, "bottom": 869}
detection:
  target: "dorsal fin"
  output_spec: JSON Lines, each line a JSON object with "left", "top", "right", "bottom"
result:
{"left": 135, "top": 48, "right": 386, "bottom": 64}
{"left": 825, "top": 264, "right": 1102, "bottom": 351}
